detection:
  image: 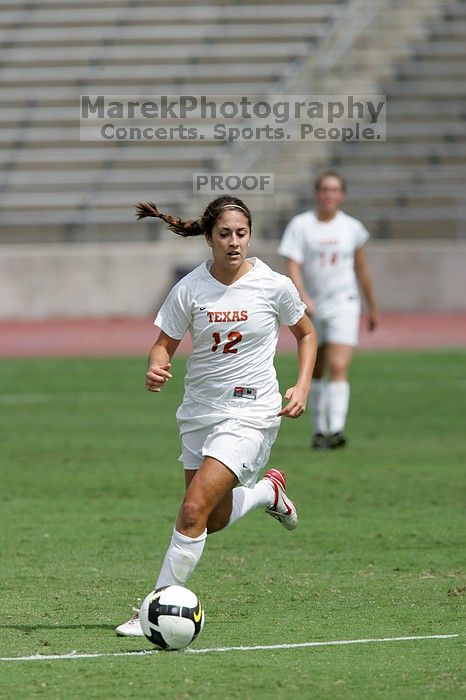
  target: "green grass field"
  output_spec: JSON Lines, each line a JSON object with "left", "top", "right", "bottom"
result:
{"left": 1, "top": 350, "right": 465, "bottom": 699}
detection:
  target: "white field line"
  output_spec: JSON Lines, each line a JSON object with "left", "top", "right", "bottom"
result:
{"left": 0, "top": 634, "right": 459, "bottom": 662}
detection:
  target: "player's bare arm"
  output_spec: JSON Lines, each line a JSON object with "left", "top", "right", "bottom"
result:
{"left": 285, "top": 258, "right": 316, "bottom": 317}
{"left": 278, "top": 314, "right": 317, "bottom": 418}
{"left": 146, "top": 330, "right": 181, "bottom": 392}
{"left": 354, "top": 247, "right": 379, "bottom": 331}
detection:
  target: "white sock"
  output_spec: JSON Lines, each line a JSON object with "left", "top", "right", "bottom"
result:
{"left": 155, "top": 527, "right": 207, "bottom": 589}
{"left": 308, "top": 379, "right": 328, "bottom": 434}
{"left": 227, "top": 479, "right": 274, "bottom": 528}
{"left": 328, "top": 381, "right": 350, "bottom": 433}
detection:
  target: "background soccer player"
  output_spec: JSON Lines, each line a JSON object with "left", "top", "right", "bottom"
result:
{"left": 279, "top": 172, "right": 378, "bottom": 449}
{"left": 116, "top": 195, "right": 317, "bottom": 636}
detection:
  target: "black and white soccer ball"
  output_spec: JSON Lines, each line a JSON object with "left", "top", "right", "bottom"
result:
{"left": 139, "top": 585, "right": 204, "bottom": 651}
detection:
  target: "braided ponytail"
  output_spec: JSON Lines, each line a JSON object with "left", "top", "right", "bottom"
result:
{"left": 135, "top": 201, "right": 203, "bottom": 237}
{"left": 135, "top": 195, "right": 251, "bottom": 238}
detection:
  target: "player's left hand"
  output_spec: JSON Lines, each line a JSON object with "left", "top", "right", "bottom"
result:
{"left": 277, "top": 386, "right": 308, "bottom": 418}
{"left": 368, "top": 309, "right": 379, "bottom": 332}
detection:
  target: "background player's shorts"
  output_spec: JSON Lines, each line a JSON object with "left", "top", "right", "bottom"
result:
{"left": 313, "top": 305, "right": 360, "bottom": 346}
{"left": 179, "top": 418, "right": 279, "bottom": 488}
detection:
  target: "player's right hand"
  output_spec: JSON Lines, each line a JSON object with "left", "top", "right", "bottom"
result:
{"left": 145, "top": 363, "right": 172, "bottom": 392}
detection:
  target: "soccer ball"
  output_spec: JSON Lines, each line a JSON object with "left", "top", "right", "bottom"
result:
{"left": 139, "top": 585, "right": 204, "bottom": 651}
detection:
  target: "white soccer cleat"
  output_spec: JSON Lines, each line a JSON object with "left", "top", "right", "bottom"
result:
{"left": 115, "top": 602, "right": 145, "bottom": 637}
{"left": 264, "top": 468, "right": 298, "bottom": 531}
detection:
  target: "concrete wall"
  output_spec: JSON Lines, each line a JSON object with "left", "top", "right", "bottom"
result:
{"left": 0, "top": 241, "right": 465, "bottom": 320}
{"left": 362, "top": 242, "right": 466, "bottom": 313}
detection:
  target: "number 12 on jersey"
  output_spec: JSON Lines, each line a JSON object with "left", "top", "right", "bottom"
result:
{"left": 211, "top": 331, "right": 243, "bottom": 354}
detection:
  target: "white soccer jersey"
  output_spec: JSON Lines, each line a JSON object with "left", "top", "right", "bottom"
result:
{"left": 154, "top": 257, "right": 305, "bottom": 427}
{"left": 278, "top": 210, "right": 369, "bottom": 317}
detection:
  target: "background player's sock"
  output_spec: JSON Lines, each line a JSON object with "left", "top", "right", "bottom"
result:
{"left": 227, "top": 480, "right": 274, "bottom": 527}
{"left": 155, "top": 527, "right": 207, "bottom": 588}
{"left": 328, "top": 380, "right": 350, "bottom": 433}
{"left": 308, "top": 379, "right": 328, "bottom": 434}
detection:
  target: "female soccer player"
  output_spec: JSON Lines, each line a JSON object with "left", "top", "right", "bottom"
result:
{"left": 279, "top": 172, "right": 378, "bottom": 449}
{"left": 116, "top": 195, "right": 317, "bottom": 636}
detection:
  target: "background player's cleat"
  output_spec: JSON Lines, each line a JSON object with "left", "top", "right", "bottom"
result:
{"left": 328, "top": 431, "right": 347, "bottom": 449}
{"left": 264, "top": 468, "right": 298, "bottom": 530}
{"left": 115, "top": 602, "right": 144, "bottom": 637}
{"left": 312, "top": 432, "right": 328, "bottom": 449}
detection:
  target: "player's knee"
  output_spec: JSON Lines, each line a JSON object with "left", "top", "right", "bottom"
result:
{"left": 329, "top": 361, "right": 347, "bottom": 380}
{"left": 179, "top": 496, "right": 208, "bottom": 530}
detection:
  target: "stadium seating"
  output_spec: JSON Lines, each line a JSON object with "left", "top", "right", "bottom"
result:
{"left": 0, "top": 0, "right": 343, "bottom": 241}
{"left": 0, "top": 0, "right": 464, "bottom": 241}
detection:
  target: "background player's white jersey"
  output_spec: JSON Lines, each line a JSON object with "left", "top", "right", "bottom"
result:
{"left": 155, "top": 257, "right": 305, "bottom": 427}
{"left": 278, "top": 210, "right": 369, "bottom": 317}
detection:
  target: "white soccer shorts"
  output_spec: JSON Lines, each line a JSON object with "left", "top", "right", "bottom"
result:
{"left": 313, "top": 306, "right": 361, "bottom": 347}
{"left": 179, "top": 418, "right": 279, "bottom": 488}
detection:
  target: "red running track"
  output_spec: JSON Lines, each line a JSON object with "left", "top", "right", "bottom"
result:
{"left": 0, "top": 313, "right": 465, "bottom": 358}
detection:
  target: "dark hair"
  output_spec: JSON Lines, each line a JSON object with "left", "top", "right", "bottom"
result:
{"left": 135, "top": 195, "right": 252, "bottom": 238}
{"left": 314, "top": 171, "right": 347, "bottom": 193}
